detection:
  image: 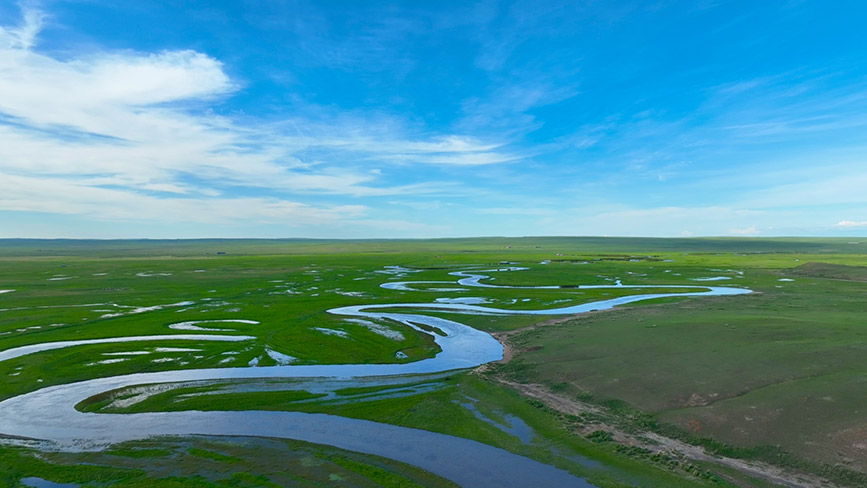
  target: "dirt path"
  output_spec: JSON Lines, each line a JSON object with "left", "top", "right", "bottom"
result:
{"left": 483, "top": 322, "right": 841, "bottom": 488}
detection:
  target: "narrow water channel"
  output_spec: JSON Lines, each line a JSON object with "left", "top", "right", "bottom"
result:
{"left": 0, "top": 267, "right": 750, "bottom": 487}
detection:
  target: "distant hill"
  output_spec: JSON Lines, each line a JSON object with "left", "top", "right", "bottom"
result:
{"left": 0, "top": 236, "right": 865, "bottom": 258}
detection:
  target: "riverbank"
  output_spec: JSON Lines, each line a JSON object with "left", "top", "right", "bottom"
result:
{"left": 483, "top": 341, "right": 837, "bottom": 487}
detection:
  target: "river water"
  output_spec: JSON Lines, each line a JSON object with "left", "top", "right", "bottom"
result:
{"left": 0, "top": 266, "right": 751, "bottom": 487}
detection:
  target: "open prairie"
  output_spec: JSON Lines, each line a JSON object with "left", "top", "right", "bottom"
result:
{"left": 1, "top": 237, "right": 866, "bottom": 488}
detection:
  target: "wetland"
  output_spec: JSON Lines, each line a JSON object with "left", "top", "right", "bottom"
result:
{"left": 1, "top": 237, "right": 866, "bottom": 487}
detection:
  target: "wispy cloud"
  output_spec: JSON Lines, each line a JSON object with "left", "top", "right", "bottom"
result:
{"left": 730, "top": 226, "right": 760, "bottom": 235}
{"left": 275, "top": 132, "right": 518, "bottom": 167}
{"left": 3, "top": 2, "right": 865, "bottom": 239}
{"left": 834, "top": 220, "right": 867, "bottom": 228}
{"left": 476, "top": 207, "right": 554, "bottom": 216}
{"left": 0, "top": 3, "right": 43, "bottom": 49}
{"left": 0, "top": 5, "right": 521, "bottom": 232}
{"left": 562, "top": 206, "right": 768, "bottom": 237}
{"left": 735, "top": 167, "right": 867, "bottom": 209}
{"left": 458, "top": 81, "right": 579, "bottom": 137}
{"left": 0, "top": 171, "right": 368, "bottom": 224}
{"left": 702, "top": 70, "right": 867, "bottom": 143}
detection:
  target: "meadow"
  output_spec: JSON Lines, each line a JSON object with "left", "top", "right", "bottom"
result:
{"left": 1, "top": 237, "right": 866, "bottom": 487}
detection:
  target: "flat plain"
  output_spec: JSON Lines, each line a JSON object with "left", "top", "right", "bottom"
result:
{"left": 1, "top": 237, "right": 866, "bottom": 487}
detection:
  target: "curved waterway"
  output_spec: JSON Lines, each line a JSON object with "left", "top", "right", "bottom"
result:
{"left": 0, "top": 267, "right": 751, "bottom": 488}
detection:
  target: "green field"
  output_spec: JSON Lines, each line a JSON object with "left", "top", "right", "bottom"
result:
{"left": 1, "top": 237, "right": 866, "bottom": 487}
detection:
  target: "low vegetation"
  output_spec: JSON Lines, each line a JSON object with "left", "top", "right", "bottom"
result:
{"left": 2, "top": 237, "right": 866, "bottom": 487}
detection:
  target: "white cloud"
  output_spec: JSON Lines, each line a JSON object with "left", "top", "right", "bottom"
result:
{"left": 458, "top": 82, "right": 578, "bottom": 137}
{"left": 397, "top": 135, "right": 501, "bottom": 153}
{"left": 0, "top": 49, "right": 235, "bottom": 138}
{"left": 730, "top": 226, "right": 760, "bottom": 236}
{"left": 834, "top": 220, "right": 867, "bottom": 228}
{"left": 0, "top": 4, "right": 43, "bottom": 49}
{"left": 0, "top": 171, "right": 368, "bottom": 224}
{"left": 476, "top": 207, "right": 554, "bottom": 216}
{"left": 0, "top": 6, "right": 520, "bottom": 233}
{"left": 374, "top": 150, "right": 520, "bottom": 166}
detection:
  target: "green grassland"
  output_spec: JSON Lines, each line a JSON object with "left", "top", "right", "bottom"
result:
{"left": 76, "top": 372, "right": 757, "bottom": 488}
{"left": 2, "top": 237, "right": 867, "bottom": 487}
{"left": 502, "top": 262, "right": 867, "bottom": 458}
{"left": 2, "top": 436, "right": 462, "bottom": 488}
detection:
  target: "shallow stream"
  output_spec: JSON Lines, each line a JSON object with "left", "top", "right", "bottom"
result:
{"left": 0, "top": 266, "right": 750, "bottom": 487}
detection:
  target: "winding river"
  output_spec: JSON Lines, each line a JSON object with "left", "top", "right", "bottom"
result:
{"left": 0, "top": 267, "right": 750, "bottom": 488}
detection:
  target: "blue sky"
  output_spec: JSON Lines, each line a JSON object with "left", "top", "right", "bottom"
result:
{"left": 1, "top": 0, "right": 866, "bottom": 238}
